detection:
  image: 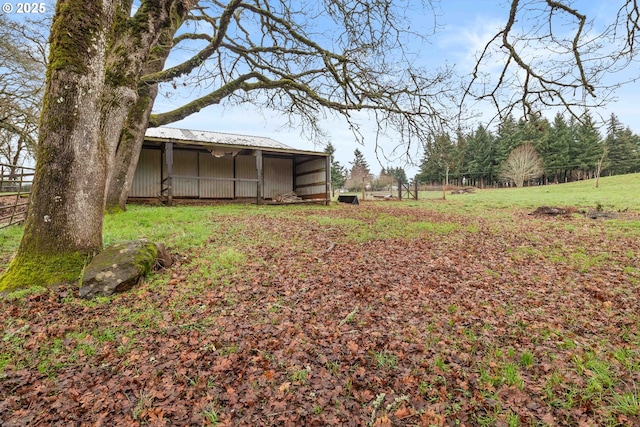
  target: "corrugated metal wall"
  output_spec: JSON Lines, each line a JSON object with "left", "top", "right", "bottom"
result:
{"left": 130, "top": 148, "right": 161, "bottom": 197}
{"left": 295, "top": 157, "right": 327, "bottom": 198}
{"left": 199, "top": 153, "right": 234, "bottom": 198}
{"left": 131, "top": 146, "right": 326, "bottom": 201}
{"left": 264, "top": 157, "right": 293, "bottom": 199}
{"left": 235, "top": 155, "right": 257, "bottom": 198}
{"left": 164, "top": 150, "right": 199, "bottom": 197}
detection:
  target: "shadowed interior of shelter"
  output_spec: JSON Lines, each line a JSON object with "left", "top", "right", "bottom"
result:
{"left": 129, "top": 127, "right": 330, "bottom": 206}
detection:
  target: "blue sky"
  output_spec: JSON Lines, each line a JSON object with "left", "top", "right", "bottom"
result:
{"left": 156, "top": 1, "right": 640, "bottom": 177}
{"left": 11, "top": 0, "right": 636, "bottom": 177}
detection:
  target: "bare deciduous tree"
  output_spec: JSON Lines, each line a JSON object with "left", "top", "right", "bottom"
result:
{"left": 466, "top": 0, "right": 640, "bottom": 122}
{"left": 500, "top": 143, "right": 544, "bottom": 188}
{"left": 0, "top": 14, "right": 48, "bottom": 167}
{"left": 105, "top": 0, "right": 457, "bottom": 211}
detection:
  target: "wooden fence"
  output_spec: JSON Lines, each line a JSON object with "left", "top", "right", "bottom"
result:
{"left": 0, "top": 163, "right": 34, "bottom": 229}
{"left": 398, "top": 179, "right": 418, "bottom": 200}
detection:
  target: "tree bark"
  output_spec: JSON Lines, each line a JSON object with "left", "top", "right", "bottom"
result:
{"left": 104, "top": 83, "right": 159, "bottom": 212}
{"left": 0, "top": 0, "right": 119, "bottom": 290}
{"left": 0, "top": 0, "right": 193, "bottom": 291}
{"left": 105, "top": 27, "right": 178, "bottom": 213}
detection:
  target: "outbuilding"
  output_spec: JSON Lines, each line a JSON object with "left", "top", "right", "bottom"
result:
{"left": 129, "top": 127, "right": 330, "bottom": 205}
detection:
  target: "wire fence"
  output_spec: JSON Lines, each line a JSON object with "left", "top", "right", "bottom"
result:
{"left": 0, "top": 163, "right": 34, "bottom": 229}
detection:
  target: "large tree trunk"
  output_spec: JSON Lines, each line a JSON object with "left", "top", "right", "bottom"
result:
{"left": 0, "top": 0, "right": 193, "bottom": 292}
{"left": 105, "top": 27, "right": 177, "bottom": 213}
{"left": 105, "top": 83, "right": 158, "bottom": 212}
{"left": 0, "top": 0, "right": 121, "bottom": 291}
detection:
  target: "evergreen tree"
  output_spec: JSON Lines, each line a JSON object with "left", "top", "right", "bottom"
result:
{"left": 416, "top": 133, "right": 454, "bottom": 184}
{"left": 466, "top": 125, "right": 496, "bottom": 188}
{"left": 605, "top": 114, "right": 637, "bottom": 175}
{"left": 571, "top": 113, "right": 603, "bottom": 180}
{"left": 450, "top": 130, "right": 470, "bottom": 186}
{"left": 547, "top": 113, "right": 572, "bottom": 183}
{"left": 495, "top": 115, "right": 521, "bottom": 168}
{"left": 416, "top": 142, "right": 440, "bottom": 184}
{"left": 324, "top": 143, "right": 346, "bottom": 196}
{"left": 630, "top": 131, "right": 640, "bottom": 173}
{"left": 350, "top": 148, "right": 370, "bottom": 175}
{"left": 388, "top": 167, "right": 408, "bottom": 184}
{"left": 348, "top": 148, "right": 371, "bottom": 191}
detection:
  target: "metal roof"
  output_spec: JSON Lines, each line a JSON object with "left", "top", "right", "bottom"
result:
{"left": 145, "top": 127, "right": 326, "bottom": 156}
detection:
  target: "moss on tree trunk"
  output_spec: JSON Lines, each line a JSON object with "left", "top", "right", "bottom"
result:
{"left": 104, "top": 27, "right": 176, "bottom": 213}
{"left": 0, "top": 0, "right": 195, "bottom": 291}
{"left": 0, "top": 1, "right": 113, "bottom": 291}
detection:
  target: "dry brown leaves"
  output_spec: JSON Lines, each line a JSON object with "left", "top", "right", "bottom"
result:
{"left": 1, "top": 202, "right": 639, "bottom": 426}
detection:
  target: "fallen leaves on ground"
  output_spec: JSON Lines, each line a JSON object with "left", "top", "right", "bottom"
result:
{"left": 1, "top": 202, "right": 639, "bottom": 426}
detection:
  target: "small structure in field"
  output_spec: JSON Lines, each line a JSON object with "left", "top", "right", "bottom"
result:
{"left": 129, "top": 127, "right": 330, "bottom": 205}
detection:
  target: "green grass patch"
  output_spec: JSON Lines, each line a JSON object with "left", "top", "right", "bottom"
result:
{"left": 372, "top": 350, "right": 398, "bottom": 370}
{"left": 0, "top": 225, "right": 23, "bottom": 254}
{"left": 440, "top": 173, "right": 640, "bottom": 211}
{"left": 609, "top": 390, "right": 640, "bottom": 416}
{"left": 104, "top": 205, "right": 217, "bottom": 249}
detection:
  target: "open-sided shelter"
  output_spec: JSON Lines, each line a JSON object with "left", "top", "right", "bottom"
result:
{"left": 129, "top": 127, "right": 330, "bottom": 205}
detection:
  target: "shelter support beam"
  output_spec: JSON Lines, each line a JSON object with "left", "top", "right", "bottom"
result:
{"left": 165, "top": 141, "right": 174, "bottom": 206}
{"left": 325, "top": 155, "right": 331, "bottom": 205}
{"left": 256, "top": 149, "right": 263, "bottom": 205}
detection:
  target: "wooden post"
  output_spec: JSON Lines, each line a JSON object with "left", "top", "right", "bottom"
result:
{"left": 165, "top": 141, "right": 173, "bottom": 207}
{"left": 256, "top": 149, "right": 263, "bottom": 205}
{"left": 397, "top": 178, "right": 402, "bottom": 200}
{"left": 325, "top": 155, "right": 331, "bottom": 205}
{"left": 232, "top": 155, "right": 237, "bottom": 199}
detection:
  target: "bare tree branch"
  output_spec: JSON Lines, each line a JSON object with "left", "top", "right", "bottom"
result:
{"left": 147, "top": 0, "right": 456, "bottom": 160}
{"left": 464, "top": 0, "right": 640, "bottom": 124}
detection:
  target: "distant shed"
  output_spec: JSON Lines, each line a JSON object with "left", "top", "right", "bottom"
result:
{"left": 129, "top": 127, "right": 330, "bottom": 205}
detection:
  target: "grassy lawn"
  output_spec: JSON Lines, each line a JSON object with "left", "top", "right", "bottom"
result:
{"left": 438, "top": 173, "right": 640, "bottom": 212}
{"left": 0, "top": 174, "right": 639, "bottom": 426}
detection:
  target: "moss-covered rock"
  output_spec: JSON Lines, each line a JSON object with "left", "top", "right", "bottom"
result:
{"left": 79, "top": 240, "right": 157, "bottom": 299}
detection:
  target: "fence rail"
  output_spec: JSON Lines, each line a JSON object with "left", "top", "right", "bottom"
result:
{"left": 0, "top": 163, "right": 34, "bottom": 229}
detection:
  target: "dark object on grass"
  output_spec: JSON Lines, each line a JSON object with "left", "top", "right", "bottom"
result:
{"left": 450, "top": 188, "right": 475, "bottom": 195}
{"left": 338, "top": 195, "right": 359, "bottom": 204}
{"left": 529, "top": 206, "right": 570, "bottom": 216}
{"left": 586, "top": 210, "right": 617, "bottom": 220}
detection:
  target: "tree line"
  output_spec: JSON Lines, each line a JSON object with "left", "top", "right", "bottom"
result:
{"left": 416, "top": 112, "right": 640, "bottom": 188}
{"left": 324, "top": 144, "right": 409, "bottom": 194}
